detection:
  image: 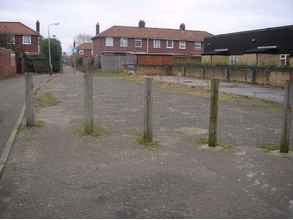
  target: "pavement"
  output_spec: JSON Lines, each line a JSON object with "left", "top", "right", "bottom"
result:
{"left": 0, "top": 74, "right": 50, "bottom": 156}
{"left": 153, "top": 76, "right": 287, "bottom": 104}
{"left": 0, "top": 66, "right": 293, "bottom": 218}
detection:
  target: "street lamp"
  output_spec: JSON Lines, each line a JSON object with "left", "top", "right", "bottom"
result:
{"left": 48, "top": 22, "right": 60, "bottom": 74}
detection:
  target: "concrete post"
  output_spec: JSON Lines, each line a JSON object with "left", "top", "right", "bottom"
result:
{"left": 144, "top": 77, "right": 153, "bottom": 142}
{"left": 280, "top": 80, "right": 293, "bottom": 153}
{"left": 83, "top": 58, "right": 94, "bottom": 134}
{"left": 25, "top": 72, "right": 35, "bottom": 127}
{"left": 208, "top": 79, "right": 220, "bottom": 147}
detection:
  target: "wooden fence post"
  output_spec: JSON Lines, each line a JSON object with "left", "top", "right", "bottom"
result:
{"left": 280, "top": 80, "right": 293, "bottom": 153}
{"left": 25, "top": 72, "right": 35, "bottom": 127}
{"left": 144, "top": 76, "right": 153, "bottom": 142}
{"left": 208, "top": 79, "right": 220, "bottom": 147}
{"left": 83, "top": 58, "right": 94, "bottom": 134}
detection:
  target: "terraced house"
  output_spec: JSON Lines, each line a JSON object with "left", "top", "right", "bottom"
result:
{"left": 92, "top": 21, "right": 211, "bottom": 70}
{"left": 202, "top": 25, "right": 293, "bottom": 67}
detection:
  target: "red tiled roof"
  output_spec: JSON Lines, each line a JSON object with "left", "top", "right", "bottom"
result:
{"left": 93, "top": 25, "right": 212, "bottom": 41}
{"left": 78, "top": 42, "right": 93, "bottom": 50}
{"left": 0, "top": 21, "right": 39, "bottom": 36}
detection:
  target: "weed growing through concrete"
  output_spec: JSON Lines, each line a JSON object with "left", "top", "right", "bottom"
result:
{"left": 34, "top": 120, "right": 45, "bottom": 128}
{"left": 135, "top": 133, "right": 160, "bottom": 151}
{"left": 257, "top": 144, "right": 283, "bottom": 152}
{"left": 196, "top": 137, "right": 232, "bottom": 150}
{"left": 73, "top": 125, "right": 109, "bottom": 139}
{"left": 36, "top": 92, "right": 59, "bottom": 108}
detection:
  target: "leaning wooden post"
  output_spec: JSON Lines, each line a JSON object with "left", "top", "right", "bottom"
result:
{"left": 208, "top": 79, "right": 220, "bottom": 147}
{"left": 144, "top": 76, "right": 153, "bottom": 142}
{"left": 83, "top": 58, "right": 94, "bottom": 134}
{"left": 25, "top": 72, "right": 35, "bottom": 127}
{"left": 280, "top": 80, "right": 293, "bottom": 153}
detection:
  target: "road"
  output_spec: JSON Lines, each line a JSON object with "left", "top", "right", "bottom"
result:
{"left": 0, "top": 74, "right": 50, "bottom": 156}
{"left": 153, "top": 76, "right": 287, "bottom": 104}
{"left": 0, "top": 76, "right": 24, "bottom": 155}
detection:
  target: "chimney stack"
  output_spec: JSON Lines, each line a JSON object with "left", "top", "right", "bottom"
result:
{"left": 36, "top": 20, "right": 40, "bottom": 33}
{"left": 179, "top": 23, "right": 186, "bottom": 31}
{"left": 138, "top": 20, "right": 146, "bottom": 28}
{"left": 96, "top": 22, "right": 100, "bottom": 35}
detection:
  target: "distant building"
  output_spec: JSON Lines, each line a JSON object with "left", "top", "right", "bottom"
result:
{"left": 77, "top": 42, "right": 93, "bottom": 57}
{"left": 202, "top": 25, "right": 293, "bottom": 67}
{"left": 0, "top": 21, "right": 41, "bottom": 73}
{"left": 92, "top": 21, "right": 211, "bottom": 70}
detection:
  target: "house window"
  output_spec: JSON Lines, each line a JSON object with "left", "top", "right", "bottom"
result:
{"left": 120, "top": 38, "right": 128, "bottom": 47}
{"left": 135, "top": 39, "right": 143, "bottom": 48}
{"left": 22, "top": 35, "right": 31, "bottom": 45}
{"left": 179, "top": 41, "right": 186, "bottom": 49}
{"left": 229, "top": 55, "right": 238, "bottom": 65}
{"left": 153, "top": 39, "right": 161, "bottom": 48}
{"left": 166, "top": 40, "right": 174, "bottom": 49}
{"left": 9, "top": 35, "right": 15, "bottom": 45}
{"left": 280, "top": 54, "right": 289, "bottom": 66}
{"left": 194, "top": 42, "right": 202, "bottom": 49}
{"left": 105, "top": 37, "right": 114, "bottom": 47}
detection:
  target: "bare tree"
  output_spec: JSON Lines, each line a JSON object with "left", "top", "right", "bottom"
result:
{"left": 74, "top": 34, "right": 93, "bottom": 46}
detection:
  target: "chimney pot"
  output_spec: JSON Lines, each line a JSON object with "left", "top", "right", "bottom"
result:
{"left": 179, "top": 23, "right": 186, "bottom": 31}
{"left": 138, "top": 20, "right": 146, "bottom": 28}
{"left": 96, "top": 22, "right": 100, "bottom": 35}
{"left": 36, "top": 20, "right": 40, "bottom": 33}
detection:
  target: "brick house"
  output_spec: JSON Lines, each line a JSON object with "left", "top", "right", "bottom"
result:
{"left": 0, "top": 21, "right": 41, "bottom": 73}
{"left": 202, "top": 25, "right": 293, "bottom": 67}
{"left": 77, "top": 42, "right": 93, "bottom": 57}
{"left": 92, "top": 21, "right": 212, "bottom": 70}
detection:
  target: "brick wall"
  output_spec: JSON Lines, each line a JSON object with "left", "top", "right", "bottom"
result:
{"left": 0, "top": 47, "right": 16, "bottom": 78}
{"left": 15, "top": 35, "right": 39, "bottom": 54}
{"left": 93, "top": 37, "right": 202, "bottom": 56}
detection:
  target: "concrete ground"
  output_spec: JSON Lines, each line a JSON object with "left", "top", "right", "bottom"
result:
{"left": 0, "top": 66, "right": 293, "bottom": 218}
{"left": 153, "top": 76, "right": 287, "bottom": 104}
{"left": 0, "top": 74, "right": 51, "bottom": 156}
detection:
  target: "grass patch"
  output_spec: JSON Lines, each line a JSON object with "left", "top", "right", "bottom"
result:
{"left": 73, "top": 125, "right": 109, "bottom": 139}
{"left": 197, "top": 137, "right": 209, "bottom": 145}
{"left": 135, "top": 133, "right": 160, "bottom": 151}
{"left": 257, "top": 144, "right": 281, "bottom": 152}
{"left": 36, "top": 92, "right": 59, "bottom": 108}
{"left": 34, "top": 119, "right": 45, "bottom": 128}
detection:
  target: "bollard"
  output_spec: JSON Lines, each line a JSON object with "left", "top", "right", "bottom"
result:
{"left": 25, "top": 72, "right": 35, "bottom": 127}
{"left": 144, "top": 76, "right": 153, "bottom": 142}
{"left": 83, "top": 58, "right": 94, "bottom": 134}
{"left": 280, "top": 80, "right": 293, "bottom": 153}
{"left": 208, "top": 79, "right": 220, "bottom": 147}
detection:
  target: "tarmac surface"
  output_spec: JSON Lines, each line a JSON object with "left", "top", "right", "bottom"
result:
{"left": 153, "top": 76, "right": 287, "bottom": 104}
{"left": 0, "top": 75, "right": 49, "bottom": 156}
{"left": 0, "top": 67, "right": 292, "bottom": 218}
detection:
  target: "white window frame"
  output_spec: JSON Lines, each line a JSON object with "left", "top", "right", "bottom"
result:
{"left": 280, "top": 54, "right": 289, "bottom": 66}
{"left": 179, "top": 41, "right": 186, "bottom": 50}
{"left": 105, "top": 37, "right": 114, "bottom": 47}
{"left": 135, "top": 39, "right": 143, "bottom": 48}
{"left": 166, "top": 40, "right": 174, "bottom": 49}
{"left": 120, "top": 37, "right": 128, "bottom": 48}
{"left": 22, "top": 35, "right": 31, "bottom": 45}
{"left": 229, "top": 55, "right": 238, "bottom": 65}
{"left": 194, "top": 41, "right": 202, "bottom": 49}
{"left": 153, "top": 39, "right": 161, "bottom": 48}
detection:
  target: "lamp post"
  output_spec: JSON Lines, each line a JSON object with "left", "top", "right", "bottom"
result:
{"left": 48, "top": 22, "right": 60, "bottom": 75}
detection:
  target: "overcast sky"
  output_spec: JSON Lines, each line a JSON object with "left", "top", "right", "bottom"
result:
{"left": 1, "top": 0, "right": 292, "bottom": 53}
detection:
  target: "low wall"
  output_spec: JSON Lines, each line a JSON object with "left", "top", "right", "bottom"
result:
{"left": 136, "top": 64, "right": 293, "bottom": 87}
{"left": 0, "top": 47, "right": 16, "bottom": 79}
